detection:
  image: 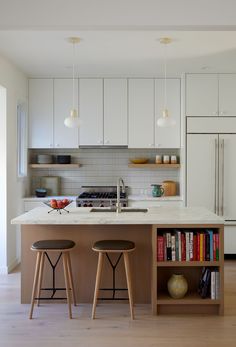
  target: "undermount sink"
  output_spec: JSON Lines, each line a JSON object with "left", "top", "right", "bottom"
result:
{"left": 90, "top": 208, "right": 148, "bottom": 213}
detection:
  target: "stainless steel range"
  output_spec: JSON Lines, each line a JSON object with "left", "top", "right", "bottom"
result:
{"left": 76, "top": 186, "right": 128, "bottom": 207}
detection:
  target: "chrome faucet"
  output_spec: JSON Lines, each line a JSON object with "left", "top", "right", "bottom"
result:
{"left": 116, "top": 177, "right": 125, "bottom": 213}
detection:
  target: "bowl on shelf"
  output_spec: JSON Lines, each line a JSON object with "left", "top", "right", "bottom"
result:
{"left": 56, "top": 155, "right": 71, "bottom": 164}
{"left": 35, "top": 188, "right": 47, "bottom": 197}
{"left": 36, "top": 154, "right": 53, "bottom": 164}
{"left": 130, "top": 158, "right": 149, "bottom": 164}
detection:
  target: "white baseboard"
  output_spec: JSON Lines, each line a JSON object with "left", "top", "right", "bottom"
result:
{"left": 0, "top": 258, "right": 21, "bottom": 274}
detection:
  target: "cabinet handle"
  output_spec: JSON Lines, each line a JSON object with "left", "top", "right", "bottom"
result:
{"left": 220, "top": 111, "right": 226, "bottom": 116}
{"left": 221, "top": 139, "right": 225, "bottom": 216}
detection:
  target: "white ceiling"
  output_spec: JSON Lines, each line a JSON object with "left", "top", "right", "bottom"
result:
{"left": 1, "top": 30, "right": 236, "bottom": 77}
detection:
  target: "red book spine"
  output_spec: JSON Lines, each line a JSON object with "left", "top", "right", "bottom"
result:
{"left": 182, "top": 233, "right": 186, "bottom": 261}
{"left": 193, "top": 234, "right": 197, "bottom": 261}
{"left": 213, "top": 234, "right": 216, "bottom": 261}
{"left": 203, "top": 233, "right": 206, "bottom": 261}
{"left": 197, "top": 233, "right": 200, "bottom": 261}
{"left": 216, "top": 233, "right": 220, "bottom": 261}
{"left": 163, "top": 234, "right": 167, "bottom": 261}
{"left": 157, "top": 236, "right": 164, "bottom": 261}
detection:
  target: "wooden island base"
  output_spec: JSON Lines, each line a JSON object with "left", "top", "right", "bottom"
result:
{"left": 21, "top": 224, "right": 152, "bottom": 304}
{"left": 20, "top": 222, "right": 224, "bottom": 315}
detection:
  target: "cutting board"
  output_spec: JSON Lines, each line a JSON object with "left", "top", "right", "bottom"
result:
{"left": 40, "top": 176, "right": 60, "bottom": 196}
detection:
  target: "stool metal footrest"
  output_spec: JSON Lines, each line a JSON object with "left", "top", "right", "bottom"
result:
{"left": 35, "top": 251, "right": 68, "bottom": 301}
{"left": 98, "top": 252, "right": 129, "bottom": 301}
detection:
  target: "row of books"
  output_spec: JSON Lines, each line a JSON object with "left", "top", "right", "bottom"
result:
{"left": 198, "top": 268, "right": 220, "bottom": 299}
{"left": 157, "top": 230, "right": 220, "bottom": 261}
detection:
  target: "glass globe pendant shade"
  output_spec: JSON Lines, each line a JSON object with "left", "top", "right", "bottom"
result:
{"left": 157, "top": 109, "right": 176, "bottom": 127}
{"left": 64, "top": 109, "right": 80, "bottom": 128}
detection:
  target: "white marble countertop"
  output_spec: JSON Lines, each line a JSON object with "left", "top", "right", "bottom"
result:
{"left": 23, "top": 196, "right": 77, "bottom": 201}
{"left": 11, "top": 206, "right": 224, "bottom": 225}
{"left": 128, "top": 195, "right": 183, "bottom": 201}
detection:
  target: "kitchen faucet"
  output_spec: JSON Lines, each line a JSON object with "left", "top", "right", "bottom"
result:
{"left": 116, "top": 177, "right": 125, "bottom": 213}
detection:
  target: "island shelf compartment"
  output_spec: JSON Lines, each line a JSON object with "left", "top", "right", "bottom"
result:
{"left": 151, "top": 224, "right": 224, "bottom": 315}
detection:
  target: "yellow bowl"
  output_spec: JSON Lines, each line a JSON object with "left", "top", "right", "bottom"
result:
{"left": 130, "top": 158, "right": 149, "bottom": 164}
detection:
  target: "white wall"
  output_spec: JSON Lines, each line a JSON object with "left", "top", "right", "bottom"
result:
{"left": 0, "top": 54, "right": 28, "bottom": 273}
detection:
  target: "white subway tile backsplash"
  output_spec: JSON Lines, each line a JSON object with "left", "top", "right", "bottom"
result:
{"left": 30, "top": 148, "right": 180, "bottom": 196}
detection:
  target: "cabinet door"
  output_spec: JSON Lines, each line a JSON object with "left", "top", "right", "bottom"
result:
{"left": 54, "top": 79, "right": 79, "bottom": 148}
{"left": 224, "top": 226, "right": 236, "bottom": 254}
{"left": 28, "top": 79, "right": 53, "bottom": 148}
{"left": 186, "top": 74, "right": 218, "bottom": 116}
{"left": 219, "top": 134, "right": 236, "bottom": 220}
{"left": 79, "top": 79, "right": 103, "bottom": 145}
{"left": 187, "top": 134, "right": 218, "bottom": 213}
{"left": 155, "top": 78, "right": 181, "bottom": 148}
{"left": 104, "top": 79, "right": 127, "bottom": 145}
{"left": 219, "top": 74, "right": 236, "bottom": 116}
{"left": 128, "top": 79, "right": 154, "bottom": 148}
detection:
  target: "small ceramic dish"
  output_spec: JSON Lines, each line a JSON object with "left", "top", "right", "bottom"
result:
{"left": 130, "top": 158, "right": 149, "bottom": 164}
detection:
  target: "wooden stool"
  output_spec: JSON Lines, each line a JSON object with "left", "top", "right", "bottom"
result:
{"left": 92, "top": 239, "right": 135, "bottom": 320}
{"left": 29, "top": 239, "right": 76, "bottom": 319}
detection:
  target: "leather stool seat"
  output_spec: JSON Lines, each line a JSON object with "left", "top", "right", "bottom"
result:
{"left": 31, "top": 239, "right": 75, "bottom": 250}
{"left": 93, "top": 240, "right": 135, "bottom": 251}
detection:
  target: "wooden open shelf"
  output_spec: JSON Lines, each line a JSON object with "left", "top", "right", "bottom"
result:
{"left": 157, "top": 292, "right": 221, "bottom": 305}
{"left": 157, "top": 261, "right": 220, "bottom": 267}
{"left": 129, "top": 163, "right": 180, "bottom": 169}
{"left": 152, "top": 224, "right": 224, "bottom": 316}
{"left": 29, "top": 164, "right": 81, "bottom": 169}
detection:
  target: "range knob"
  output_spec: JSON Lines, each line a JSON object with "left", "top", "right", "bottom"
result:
{"left": 100, "top": 201, "right": 104, "bottom": 207}
{"left": 88, "top": 201, "right": 93, "bottom": 207}
{"left": 83, "top": 201, "right": 88, "bottom": 207}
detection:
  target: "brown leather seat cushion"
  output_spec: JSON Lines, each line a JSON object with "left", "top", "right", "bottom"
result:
{"left": 31, "top": 239, "right": 75, "bottom": 250}
{"left": 93, "top": 240, "right": 135, "bottom": 251}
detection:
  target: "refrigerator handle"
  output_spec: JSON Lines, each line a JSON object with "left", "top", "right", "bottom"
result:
{"left": 214, "top": 138, "right": 217, "bottom": 214}
{"left": 221, "top": 138, "right": 225, "bottom": 216}
{"left": 214, "top": 139, "right": 219, "bottom": 214}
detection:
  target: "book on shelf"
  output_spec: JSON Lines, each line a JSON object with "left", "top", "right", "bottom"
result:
{"left": 157, "top": 229, "right": 220, "bottom": 262}
{"left": 198, "top": 267, "right": 220, "bottom": 300}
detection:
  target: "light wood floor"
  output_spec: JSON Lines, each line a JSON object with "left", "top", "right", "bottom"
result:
{"left": 1, "top": 261, "right": 236, "bottom": 347}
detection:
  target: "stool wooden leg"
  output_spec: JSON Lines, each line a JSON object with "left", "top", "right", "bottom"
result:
{"left": 67, "top": 253, "right": 77, "bottom": 306}
{"left": 92, "top": 252, "right": 104, "bottom": 319}
{"left": 124, "top": 252, "right": 134, "bottom": 320}
{"left": 62, "top": 253, "right": 72, "bottom": 319}
{"left": 37, "top": 252, "right": 45, "bottom": 306}
{"left": 29, "top": 252, "right": 42, "bottom": 319}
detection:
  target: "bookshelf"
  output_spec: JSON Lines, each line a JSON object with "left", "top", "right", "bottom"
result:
{"left": 152, "top": 224, "right": 224, "bottom": 315}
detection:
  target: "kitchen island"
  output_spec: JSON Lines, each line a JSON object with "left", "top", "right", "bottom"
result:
{"left": 12, "top": 206, "right": 224, "bottom": 315}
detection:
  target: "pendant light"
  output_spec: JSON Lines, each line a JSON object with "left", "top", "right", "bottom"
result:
{"left": 157, "top": 37, "right": 176, "bottom": 127}
{"left": 64, "top": 37, "right": 80, "bottom": 128}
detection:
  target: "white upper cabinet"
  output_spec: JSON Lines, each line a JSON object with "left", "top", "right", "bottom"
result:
{"left": 128, "top": 79, "right": 155, "bottom": 148}
{"left": 79, "top": 79, "right": 103, "bottom": 146}
{"left": 29, "top": 79, "right": 53, "bottom": 148}
{"left": 155, "top": 78, "right": 181, "bottom": 148}
{"left": 219, "top": 74, "right": 236, "bottom": 116}
{"left": 54, "top": 79, "right": 79, "bottom": 148}
{"left": 186, "top": 74, "right": 218, "bottom": 116}
{"left": 104, "top": 79, "right": 127, "bottom": 145}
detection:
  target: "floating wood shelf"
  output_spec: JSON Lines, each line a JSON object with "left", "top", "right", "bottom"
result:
{"left": 128, "top": 163, "right": 180, "bottom": 168}
{"left": 157, "top": 293, "right": 221, "bottom": 305}
{"left": 29, "top": 164, "right": 81, "bottom": 169}
{"left": 156, "top": 261, "right": 220, "bottom": 267}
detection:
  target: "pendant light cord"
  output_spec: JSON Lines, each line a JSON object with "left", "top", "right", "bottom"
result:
{"left": 72, "top": 42, "right": 75, "bottom": 112}
{"left": 164, "top": 43, "right": 167, "bottom": 111}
